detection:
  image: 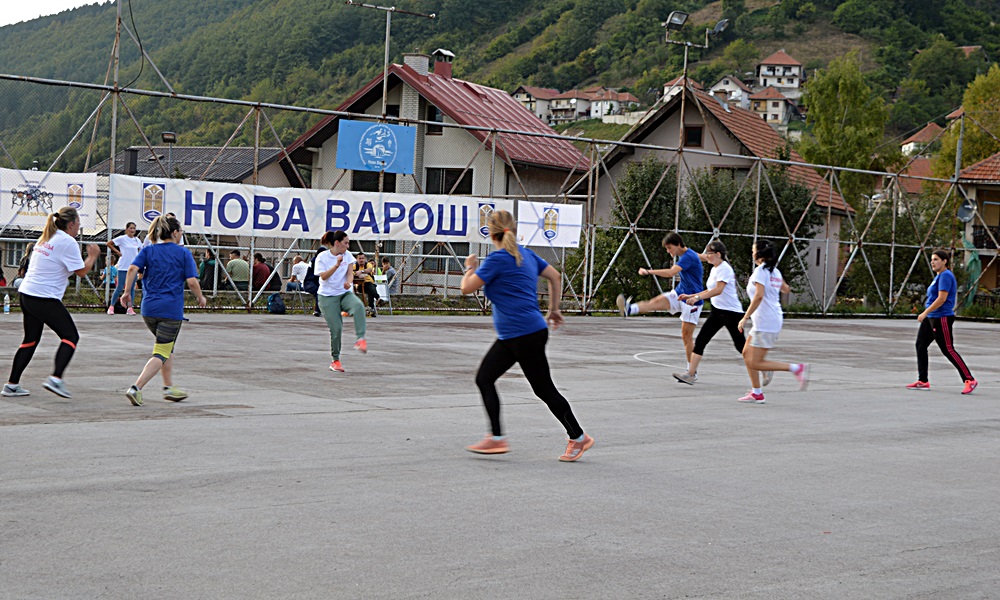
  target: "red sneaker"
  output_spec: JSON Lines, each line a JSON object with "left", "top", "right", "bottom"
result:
{"left": 962, "top": 380, "right": 978, "bottom": 395}
{"left": 354, "top": 339, "right": 367, "bottom": 354}
{"left": 738, "top": 391, "right": 766, "bottom": 404}
{"left": 905, "top": 381, "right": 931, "bottom": 391}
{"left": 466, "top": 436, "right": 510, "bottom": 455}
{"left": 329, "top": 360, "right": 344, "bottom": 373}
{"left": 559, "top": 433, "right": 595, "bottom": 462}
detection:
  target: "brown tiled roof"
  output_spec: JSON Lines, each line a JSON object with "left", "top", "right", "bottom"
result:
{"left": 552, "top": 89, "right": 596, "bottom": 100}
{"left": 592, "top": 89, "right": 640, "bottom": 103}
{"left": 901, "top": 122, "right": 944, "bottom": 146}
{"left": 711, "top": 75, "right": 752, "bottom": 93}
{"left": 959, "top": 151, "right": 1000, "bottom": 183}
{"left": 664, "top": 76, "right": 703, "bottom": 89}
{"left": 759, "top": 50, "right": 801, "bottom": 66}
{"left": 515, "top": 85, "right": 561, "bottom": 100}
{"left": 947, "top": 106, "right": 964, "bottom": 119}
{"left": 895, "top": 157, "right": 939, "bottom": 195}
{"left": 749, "top": 86, "right": 788, "bottom": 101}
{"left": 959, "top": 45, "right": 983, "bottom": 58}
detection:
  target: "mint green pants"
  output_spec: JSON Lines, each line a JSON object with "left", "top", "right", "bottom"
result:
{"left": 317, "top": 292, "right": 366, "bottom": 360}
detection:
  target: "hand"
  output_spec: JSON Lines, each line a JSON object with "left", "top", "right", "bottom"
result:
{"left": 917, "top": 312, "right": 927, "bottom": 323}
{"left": 547, "top": 309, "right": 564, "bottom": 330}
{"left": 685, "top": 296, "right": 699, "bottom": 306}
{"left": 638, "top": 267, "right": 650, "bottom": 276}
{"left": 120, "top": 292, "right": 133, "bottom": 308}
{"left": 465, "top": 254, "right": 479, "bottom": 270}
{"left": 86, "top": 244, "right": 100, "bottom": 259}
{"left": 197, "top": 294, "right": 208, "bottom": 308}
{"left": 344, "top": 281, "right": 351, "bottom": 290}
{"left": 738, "top": 317, "right": 748, "bottom": 333}
{"left": 336, "top": 254, "right": 344, "bottom": 266}
{"left": 677, "top": 293, "right": 689, "bottom": 301}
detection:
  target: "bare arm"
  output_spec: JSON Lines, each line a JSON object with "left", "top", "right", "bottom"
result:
{"left": 461, "top": 254, "right": 484, "bottom": 294}
{"left": 186, "top": 277, "right": 208, "bottom": 308}
{"left": 319, "top": 255, "right": 344, "bottom": 281}
{"left": 74, "top": 245, "right": 100, "bottom": 277}
{"left": 541, "top": 264, "right": 563, "bottom": 329}
{"left": 680, "top": 280, "right": 726, "bottom": 304}
{"left": 739, "top": 282, "right": 765, "bottom": 333}
{"left": 106, "top": 240, "right": 121, "bottom": 256}
{"left": 638, "top": 264, "right": 682, "bottom": 278}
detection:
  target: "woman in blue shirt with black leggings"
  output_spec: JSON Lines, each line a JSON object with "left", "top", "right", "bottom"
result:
{"left": 460, "top": 209, "right": 594, "bottom": 462}
{"left": 907, "top": 248, "right": 977, "bottom": 394}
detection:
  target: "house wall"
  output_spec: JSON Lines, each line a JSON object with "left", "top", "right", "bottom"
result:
{"left": 240, "top": 162, "right": 292, "bottom": 188}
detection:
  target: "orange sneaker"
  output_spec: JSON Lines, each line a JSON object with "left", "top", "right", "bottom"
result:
{"left": 962, "top": 380, "right": 978, "bottom": 395}
{"left": 559, "top": 433, "right": 595, "bottom": 462}
{"left": 354, "top": 339, "right": 367, "bottom": 354}
{"left": 329, "top": 360, "right": 344, "bottom": 373}
{"left": 466, "top": 435, "right": 510, "bottom": 455}
{"left": 905, "top": 381, "right": 931, "bottom": 391}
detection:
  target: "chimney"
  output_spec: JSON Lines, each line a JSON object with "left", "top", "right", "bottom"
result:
{"left": 124, "top": 148, "right": 138, "bottom": 175}
{"left": 432, "top": 48, "right": 454, "bottom": 79}
{"left": 403, "top": 53, "right": 430, "bottom": 76}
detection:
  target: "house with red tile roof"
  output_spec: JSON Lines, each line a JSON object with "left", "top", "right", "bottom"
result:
{"left": 959, "top": 151, "right": 1000, "bottom": 289}
{"left": 749, "top": 86, "right": 798, "bottom": 127}
{"left": 588, "top": 88, "right": 641, "bottom": 119}
{"left": 550, "top": 89, "right": 596, "bottom": 124}
{"left": 708, "top": 75, "right": 752, "bottom": 110}
{"left": 755, "top": 50, "right": 804, "bottom": 99}
{"left": 512, "top": 85, "right": 561, "bottom": 123}
{"left": 593, "top": 88, "right": 850, "bottom": 302}
{"left": 901, "top": 122, "right": 944, "bottom": 156}
{"left": 662, "top": 76, "right": 703, "bottom": 102}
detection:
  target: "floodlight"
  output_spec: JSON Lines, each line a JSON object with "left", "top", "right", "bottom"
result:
{"left": 709, "top": 19, "right": 729, "bottom": 37}
{"left": 161, "top": 132, "right": 177, "bottom": 144}
{"left": 663, "top": 11, "right": 688, "bottom": 31}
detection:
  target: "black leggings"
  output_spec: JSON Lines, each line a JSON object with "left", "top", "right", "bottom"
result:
{"left": 916, "top": 316, "right": 974, "bottom": 383}
{"left": 475, "top": 328, "right": 583, "bottom": 439}
{"left": 693, "top": 308, "right": 745, "bottom": 356}
{"left": 8, "top": 293, "right": 80, "bottom": 384}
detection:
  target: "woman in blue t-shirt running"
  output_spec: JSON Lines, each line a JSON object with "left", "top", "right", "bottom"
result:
{"left": 121, "top": 215, "right": 207, "bottom": 406}
{"left": 907, "top": 248, "right": 977, "bottom": 394}
{"left": 460, "top": 210, "right": 594, "bottom": 462}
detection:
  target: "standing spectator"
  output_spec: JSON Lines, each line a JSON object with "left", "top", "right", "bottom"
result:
{"left": 381, "top": 257, "right": 399, "bottom": 295}
{"left": 287, "top": 255, "right": 308, "bottom": 291}
{"left": 223, "top": 250, "right": 250, "bottom": 291}
{"left": 106, "top": 221, "right": 142, "bottom": 315}
{"left": 3, "top": 206, "right": 100, "bottom": 399}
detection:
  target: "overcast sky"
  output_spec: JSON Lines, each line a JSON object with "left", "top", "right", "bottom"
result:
{"left": 0, "top": 1, "right": 105, "bottom": 28}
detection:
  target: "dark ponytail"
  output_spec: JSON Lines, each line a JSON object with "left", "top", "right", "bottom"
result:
{"left": 321, "top": 230, "right": 348, "bottom": 247}
{"left": 754, "top": 239, "right": 778, "bottom": 272}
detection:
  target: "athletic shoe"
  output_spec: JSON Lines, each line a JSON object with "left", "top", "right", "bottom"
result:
{"left": 354, "top": 339, "right": 367, "bottom": 354}
{"left": 1, "top": 383, "right": 29, "bottom": 397}
{"left": 163, "top": 386, "right": 189, "bottom": 402}
{"left": 793, "top": 363, "right": 810, "bottom": 391}
{"left": 962, "top": 380, "right": 978, "bottom": 395}
{"left": 905, "top": 381, "right": 931, "bottom": 391}
{"left": 466, "top": 436, "right": 510, "bottom": 455}
{"left": 313, "top": 310, "right": 322, "bottom": 317}
{"left": 43, "top": 376, "right": 72, "bottom": 399}
{"left": 615, "top": 294, "right": 632, "bottom": 318}
{"left": 126, "top": 307, "right": 136, "bottom": 316}
{"left": 329, "top": 360, "right": 345, "bottom": 373}
{"left": 672, "top": 372, "right": 696, "bottom": 385}
{"left": 107, "top": 305, "right": 115, "bottom": 315}
{"left": 559, "top": 433, "right": 595, "bottom": 462}
{"left": 126, "top": 385, "right": 142, "bottom": 406}
{"left": 737, "top": 391, "right": 766, "bottom": 404}
{"left": 341, "top": 311, "right": 348, "bottom": 317}
{"left": 762, "top": 371, "right": 774, "bottom": 387}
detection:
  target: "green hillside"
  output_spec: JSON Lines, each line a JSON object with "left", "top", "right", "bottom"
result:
{"left": 0, "top": 0, "right": 996, "bottom": 171}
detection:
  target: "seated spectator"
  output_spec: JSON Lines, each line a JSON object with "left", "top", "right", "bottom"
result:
{"left": 222, "top": 250, "right": 250, "bottom": 291}
{"left": 355, "top": 252, "right": 379, "bottom": 316}
{"left": 199, "top": 250, "right": 223, "bottom": 292}
{"left": 286, "top": 255, "right": 308, "bottom": 291}
{"left": 381, "top": 257, "right": 399, "bottom": 296}
{"left": 252, "top": 253, "right": 271, "bottom": 290}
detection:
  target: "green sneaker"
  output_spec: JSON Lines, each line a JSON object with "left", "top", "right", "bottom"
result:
{"left": 126, "top": 385, "right": 143, "bottom": 406}
{"left": 163, "top": 386, "right": 189, "bottom": 402}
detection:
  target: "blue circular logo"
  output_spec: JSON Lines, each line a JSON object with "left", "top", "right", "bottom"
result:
{"left": 358, "top": 124, "right": 397, "bottom": 171}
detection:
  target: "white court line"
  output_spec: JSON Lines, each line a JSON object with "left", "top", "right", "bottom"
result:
{"left": 633, "top": 350, "right": 684, "bottom": 369}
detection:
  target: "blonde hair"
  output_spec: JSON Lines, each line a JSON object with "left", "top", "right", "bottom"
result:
{"left": 487, "top": 209, "right": 522, "bottom": 266}
{"left": 147, "top": 214, "right": 181, "bottom": 242}
{"left": 40, "top": 206, "right": 79, "bottom": 243}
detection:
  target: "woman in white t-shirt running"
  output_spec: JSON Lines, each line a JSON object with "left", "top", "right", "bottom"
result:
{"left": 106, "top": 221, "right": 142, "bottom": 315}
{"left": 736, "top": 239, "right": 809, "bottom": 404}
{"left": 672, "top": 240, "right": 748, "bottom": 385}
{"left": 2, "top": 207, "right": 100, "bottom": 399}
{"left": 314, "top": 230, "right": 367, "bottom": 373}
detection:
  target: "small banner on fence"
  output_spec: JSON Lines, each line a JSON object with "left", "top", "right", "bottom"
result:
{"left": 335, "top": 120, "right": 416, "bottom": 175}
{"left": 1, "top": 168, "right": 98, "bottom": 230}
{"left": 109, "top": 174, "right": 513, "bottom": 243}
{"left": 516, "top": 200, "right": 583, "bottom": 248}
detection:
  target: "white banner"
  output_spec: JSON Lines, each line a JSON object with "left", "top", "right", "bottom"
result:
{"left": 1, "top": 168, "right": 98, "bottom": 229}
{"left": 516, "top": 200, "right": 583, "bottom": 248}
{"left": 109, "top": 174, "right": 513, "bottom": 242}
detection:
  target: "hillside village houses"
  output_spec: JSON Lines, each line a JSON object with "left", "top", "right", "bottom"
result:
{"left": 901, "top": 122, "right": 944, "bottom": 156}
{"left": 539, "top": 87, "right": 641, "bottom": 125}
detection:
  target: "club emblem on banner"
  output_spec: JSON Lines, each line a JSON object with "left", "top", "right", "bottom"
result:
{"left": 359, "top": 124, "right": 398, "bottom": 171}
{"left": 543, "top": 207, "right": 559, "bottom": 240}
{"left": 67, "top": 183, "right": 84, "bottom": 210}
{"left": 478, "top": 202, "right": 495, "bottom": 238}
{"left": 10, "top": 185, "right": 54, "bottom": 214}
{"left": 142, "top": 183, "right": 165, "bottom": 223}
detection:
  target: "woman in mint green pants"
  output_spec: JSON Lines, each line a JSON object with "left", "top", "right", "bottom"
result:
{"left": 314, "top": 230, "right": 367, "bottom": 373}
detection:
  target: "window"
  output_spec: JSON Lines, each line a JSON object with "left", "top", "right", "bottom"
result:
{"left": 427, "top": 105, "right": 443, "bottom": 135}
{"left": 683, "top": 126, "right": 703, "bottom": 148}
{"left": 351, "top": 170, "right": 396, "bottom": 193}
{"left": 385, "top": 105, "right": 400, "bottom": 118}
{"left": 421, "top": 241, "right": 468, "bottom": 273}
{"left": 762, "top": 79, "right": 768, "bottom": 86}
{"left": 772, "top": 101, "right": 780, "bottom": 108}
{"left": 777, "top": 78, "right": 783, "bottom": 84}
{"left": 426, "top": 168, "right": 473, "bottom": 195}
{"left": 5, "top": 242, "right": 26, "bottom": 267}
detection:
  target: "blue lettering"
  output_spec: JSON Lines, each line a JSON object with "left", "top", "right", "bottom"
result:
{"left": 353, "top": 201, "right": 380, "bottom": 234}
{"left": 326, "top": 199, "right": 351, "bottom": 231}
{"left": 283, "top": 198, "right": 309, "bottom": 232}
{"left": 408, "top": 203, "right": 434, "bottom": 235}
{"left": 383, "top": 202, "right": 405, "bottom": 233}
{"left": 253, "top": 195, "right": 280, "bottom": 231}
{"left": 185, "top": 190, "right": 213, "bottom": 227}
{"left": 436, "top": 204, "right": 467, "bottom": 236}
{"left": 218, "top": 193, "right": 249, "bottom": 229}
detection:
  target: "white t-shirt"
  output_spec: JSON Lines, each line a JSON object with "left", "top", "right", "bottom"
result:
{"left": 113, "top": 234, "right": 143, "bottom": 270}
{"left": 291, "top": 260, "right": 310, "bottom": 283}
{"left": 315, "top": 250, "right": 356, "bottom": 297}
{"left": 706, "top": 261, "right": 742, "bottom": 313}
{"left": 18, "top": 230, "right": 86, "bottom": 300}
{"left": 746, "top": 263, "right": 784, "bottom": 333}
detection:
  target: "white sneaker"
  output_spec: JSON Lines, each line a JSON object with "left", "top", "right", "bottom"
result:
{"left": 43, "top": 376, "right": 72, "bottom": 399}
{"left": 762, "top": 371, "right": 774, "bottom": 387}
{"left": 2, "top": 383, "right": 30, "bottom": 397}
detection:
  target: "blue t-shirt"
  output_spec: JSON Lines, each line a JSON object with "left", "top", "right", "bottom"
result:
{"left": 132, "top": 243, "right": 199, "bottom": 321}
{"left": 676, "top": 248, "right": 705, "bottom": 303}
{"left": 926, "top": 269, "right": 957, "bottom": 318}
{"left": 476, "top": 247, "right": 549, "bottom": 340}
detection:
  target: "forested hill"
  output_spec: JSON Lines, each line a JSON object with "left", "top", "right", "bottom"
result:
{"left": 0, "top": 0, "right": 997, "bottom": 170}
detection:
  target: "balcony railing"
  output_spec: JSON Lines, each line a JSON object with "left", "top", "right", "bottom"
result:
{"left": 973, "top": 225, "right": 1000, "bottom": 249}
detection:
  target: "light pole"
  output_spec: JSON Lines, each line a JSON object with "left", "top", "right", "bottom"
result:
{"left": 161, "top": 131, "right": 177, "bottom": 178}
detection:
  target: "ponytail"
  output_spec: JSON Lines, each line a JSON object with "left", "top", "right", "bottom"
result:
{"left": 488, "top": 209, "right": 522, "bottom": 266}
{"left": 321, "top": 230, "right": 348, "bottom": 247}
{"left": 148, "top": 214, "right": 181, "bottom": 242}
{"left": 39, "top": 206, "right": 79, "bottom": 243}
{"left": 753, "top": 239, "right": 778, "bottom": 272}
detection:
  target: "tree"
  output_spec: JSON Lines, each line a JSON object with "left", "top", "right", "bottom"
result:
{"left": 909, "top": 36, "right": 974, "bottom": 96}
{"left": 721, "top": 0, "right": 746, "bottom": 23}
{"left": 720, "top": 39, "right": 759, "bottom": 77}
{"left": 799, "top": 52, "right": 889, "bottom": 208}
{"left": 935, "top": 64, "right": 1000, "bottom": 176}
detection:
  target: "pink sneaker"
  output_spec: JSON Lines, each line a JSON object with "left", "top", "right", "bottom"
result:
{"left": 962, "top": 380, "right": 978, "bottom": 395}
{"left": 466, "top": 435, "right": 510, "bottom": 455}
{"left": 354, "top": 339, "right": 367, "bottom": 354}
{"left": 126, "top": 307, "right": 136, "bottom": 316}
{"left": 107, "top": 305, "right": 115, "bottom": 315}
{"left": 792, "top": 363, "right": 810, "bottom": 391}
{"left": 329, "top": 360, "right": 344, "bottom": 373}
{"left": 905, "top": 381, "right": 931, "bottom": 391}
{"left": 738, "top": 391, "right": 766, "bottom": 404}
{"left": 559, "top": 433, "right": 595, "bottom": 462}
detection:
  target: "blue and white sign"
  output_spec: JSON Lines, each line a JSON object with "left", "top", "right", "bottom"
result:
{"left": 110, "top": 174, "right": 512, "bottom": 243}
{"left": 0, "top": 167, "right": 98, "bottom": 229}
{"left": 516, "top": 200, "right": 583, "bottom": 248}
{"left": 336, "top": 120, "right": 416, "bottom": 175}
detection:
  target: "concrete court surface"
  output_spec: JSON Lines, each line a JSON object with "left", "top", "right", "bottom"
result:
{"left": 0, "top": 312, "right": 998, "bottom": 600}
